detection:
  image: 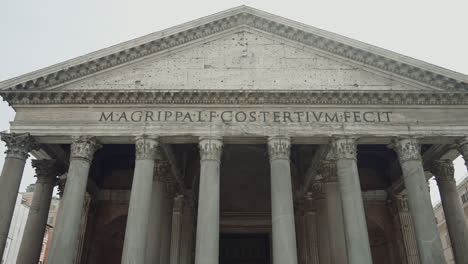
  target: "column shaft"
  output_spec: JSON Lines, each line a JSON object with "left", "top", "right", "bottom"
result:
{"left": 122, "top": 136, "right": 158, "bottom": 264}
{"left": 316, "top": 197, "right": 331, "bottom": 264}
{"left": 160, "top": 194, "right": 174, "bottom": 263}
{"left": 170, "top": 195, "right": 184, "bottom": 264}
{"left": 390, "top": 195, "right": 420, "bottom": 264}
{"left": 392, "top": 137, "right": 444, "bottom": 264}
{"left": 145, "top": 172, "right": 167, "bottom": 263}
{"left": 180, "top": 202, "right": 196, "bottom": 264}
{"left": 195, "top": 137, "right": 222, "bottom": 264}
{"left": 432, "top": 159, "right": 468, "bottom": 263}
{"left": 17, "top": 160, "right": 61, "bottom": 264}
{"left": 0, "top": 133, "right": 37, "bottom": 256}
{"left": 320, "top": 160, "right": 348, "bottom": 264}
{"left": 268, "top": 136, "right": 298, "bottom": 264}
{"left": 332, "top": 137, "right": 372, "bottom": 264}
{"left": 48, "top": 136, "right": 100, "bottom": 264}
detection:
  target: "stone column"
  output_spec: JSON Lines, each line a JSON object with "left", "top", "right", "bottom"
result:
{"left": 145, "top": 159, "right": 170, "bottom": 264}
{"left": 267, "top": 136, "right": 298, "bottom": 264}
{"left": 331, "top": 137, "right": 372, "bottom": 264}
{"left": 0, "top": 132, "right": 37, "bottom": 256}
{"left": 431, "top": 159, "right": 468, "bottom": 263}
{"left": 48, "top": 136, "right": 100, "bottom": 264}
{"left": 180, "top": 199, "right": 196, "bottom": 264}
{"left": 316, "top": 191, "right": 331, "bottom": 264}
{"left": 170, "top": 195, "right": 185, "bottom": 264}
{"left": 319, "top": 160, "right": 348, "bottom": 264}
{"left": 16, "top": 159, "right": 62, "bottom": 264}
{"left": 390, "top": 137, "right": 444, "bottom": 264}
{"left": 194, "top": 136, "right": 222, "bottom": 264}
{"left": 294, "top": 201, "right": 307, "bottom": 264}
{"left": 160, "top": 183, "right": 175, "bottom": 264}
{"left": 389, "top": 195, "right": 420, "bottom": 264}
{"left": 121, "top": 136, "right": 158, "bottom": 264}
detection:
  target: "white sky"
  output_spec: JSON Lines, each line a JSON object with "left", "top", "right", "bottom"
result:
{"left": 0, "top": 0, "right": 467, "bottom": 204}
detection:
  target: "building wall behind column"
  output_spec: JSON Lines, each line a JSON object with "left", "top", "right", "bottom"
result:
{"left": 82, "top": 191, "right": 129, "bottom": 264}
{"left": 433, "top": 177, "right": 468, "bottom": 264}
{"left": 1, "top": 195, "right": 29, "bottom": 264}
{"left": 364, "top": 197, "right": 402, "bottom": 264}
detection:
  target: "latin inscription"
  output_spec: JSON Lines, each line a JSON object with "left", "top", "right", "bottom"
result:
{"left": 99, "top": 110, "right": 393, "bottom": 123}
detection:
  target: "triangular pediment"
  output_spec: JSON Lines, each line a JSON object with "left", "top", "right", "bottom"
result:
{"left": 0, "top": 5, "right": 466, "bottom": 96}
{"left": 53, "top": 29, "right": 435, "bottom": 92}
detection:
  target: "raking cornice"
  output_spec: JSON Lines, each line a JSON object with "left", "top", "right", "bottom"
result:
{"left": 1, "top": 90, "right": 467, "bottom": 106}
{"left": 0, "top": 6, "right": 467, "bottom": 94}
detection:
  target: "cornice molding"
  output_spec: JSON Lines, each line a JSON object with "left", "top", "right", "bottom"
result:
{"left": 1, "top": 90, "right": 467, "bottom": 106}
{"left": 0, "top": 8, "right": 466, "bottom": 95}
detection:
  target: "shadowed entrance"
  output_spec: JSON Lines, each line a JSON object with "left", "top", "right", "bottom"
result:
{"left": 219, "top": 233, "right": 271, "bottom": 264}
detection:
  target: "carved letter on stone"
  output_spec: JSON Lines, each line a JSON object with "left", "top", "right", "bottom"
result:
{"left": 267, "top": 136, "right": 291, "bottom": 160}
{"left": 135, "top": 136, "right": 159, "bottom": 160}
{"left": 0, "top": 132, "right": 38, "bottom": 160}
{"left": 70, "top": 136, "right": 101, "bottom": 161}
{"left": 431, "top": 159, "right": 455, "bottom": 182}
{"left": 331, "top": 137, "right": 357, "bottom": 160}
{"left": 199, "top": 136, "right": 223, "bottom": 161}
{"left": 390, "top": 137, "right": 421, "bottom": 162}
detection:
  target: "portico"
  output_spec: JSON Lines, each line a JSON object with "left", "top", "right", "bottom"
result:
{"left": 0, "top": 6, "right": 467, "bottom": 264}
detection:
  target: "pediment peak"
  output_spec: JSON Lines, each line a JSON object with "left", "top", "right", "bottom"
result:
{"left": 0, "top": 6, "right": 467, "bottom": 93}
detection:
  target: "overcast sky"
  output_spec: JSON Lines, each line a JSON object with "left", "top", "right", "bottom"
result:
{"left": 0, "top": 0, "right": 467, "bottom": 204}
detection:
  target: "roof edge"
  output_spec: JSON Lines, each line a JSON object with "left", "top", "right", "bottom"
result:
{"left": 0, "top": 6, "right": 467, "bottom": 92}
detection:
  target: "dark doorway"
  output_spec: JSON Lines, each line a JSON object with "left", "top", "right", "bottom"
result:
{"left": 219, "top": 233, "right": 271, "bottom": 264}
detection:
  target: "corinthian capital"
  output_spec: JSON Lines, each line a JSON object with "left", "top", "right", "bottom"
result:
{"left": 431, "top": 159, "right": 455, "bottom": 182}
{"left": 390, "top": 137, "right": 421, "bottom": 162}
{"left": 319, "top": 160, "right": 337, "bottom": 182}
{"left": 31, "top": 159, "right": 64, "bottom": 184}
{"left": 0, "top": 132, "right": 38, "bottom": 160}
{"left": 456, "top": 138, "right": 468, "bottom": 166}
{"left": 135, "top": 136, "right": 159, "bottom": 160}
{"left": 267, "top": 136, "right": 290, "bottom": 160}
{"left": 199, "top": 136, "right": 223, "bottom": 161}
{"left": 331, "top": 137, "right": 357, "bottom": 160}
{"left": 71, "top": 136, "right": 101, "bottom": 161}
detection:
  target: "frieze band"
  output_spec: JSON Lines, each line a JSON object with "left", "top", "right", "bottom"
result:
{"left": 100, "top": 110, "right": 393, "bottom": 124}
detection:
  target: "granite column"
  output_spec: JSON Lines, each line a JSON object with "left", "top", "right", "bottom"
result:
{"left": 319, "top": 160, "right": 348, "bottom": 264}
{"left": 145, "top": 159, "right": 170, "bottom": 264}
{"left": 16, "top": 159, "right": 62, "bottom": 264}
{"left": 331, "top": 137, "right": 372, "bottom": 264}
{"left": 268, "top": 136, "right": 298, "bottom": 264}
{"left": 0, "top": 133, "right": 37, "bottom": 257}
{"left": 431, "top": 159, "right": 468, "bottom": 263}
{"left": 48, "top": 136, "right": 100, "bottom": 264}
{"left": 160, "top": 183, "right": 175, "bottom": 264}
{"left": 194, "top": 136, "right": 222, "bottom": 264}
{"left": 391, "top": 137, "right": 444, "bottom": 264}
{"left": 121, "top": 136, "right": 158, "bottom": 264}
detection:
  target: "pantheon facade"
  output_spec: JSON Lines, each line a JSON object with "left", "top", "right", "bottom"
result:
{"left": 1, "top": 6, "right": 468, "bottom": 264}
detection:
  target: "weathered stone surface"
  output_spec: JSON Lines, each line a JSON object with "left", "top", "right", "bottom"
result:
{"left": 58, "top": 30, "right": 423, "bottom": 92}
